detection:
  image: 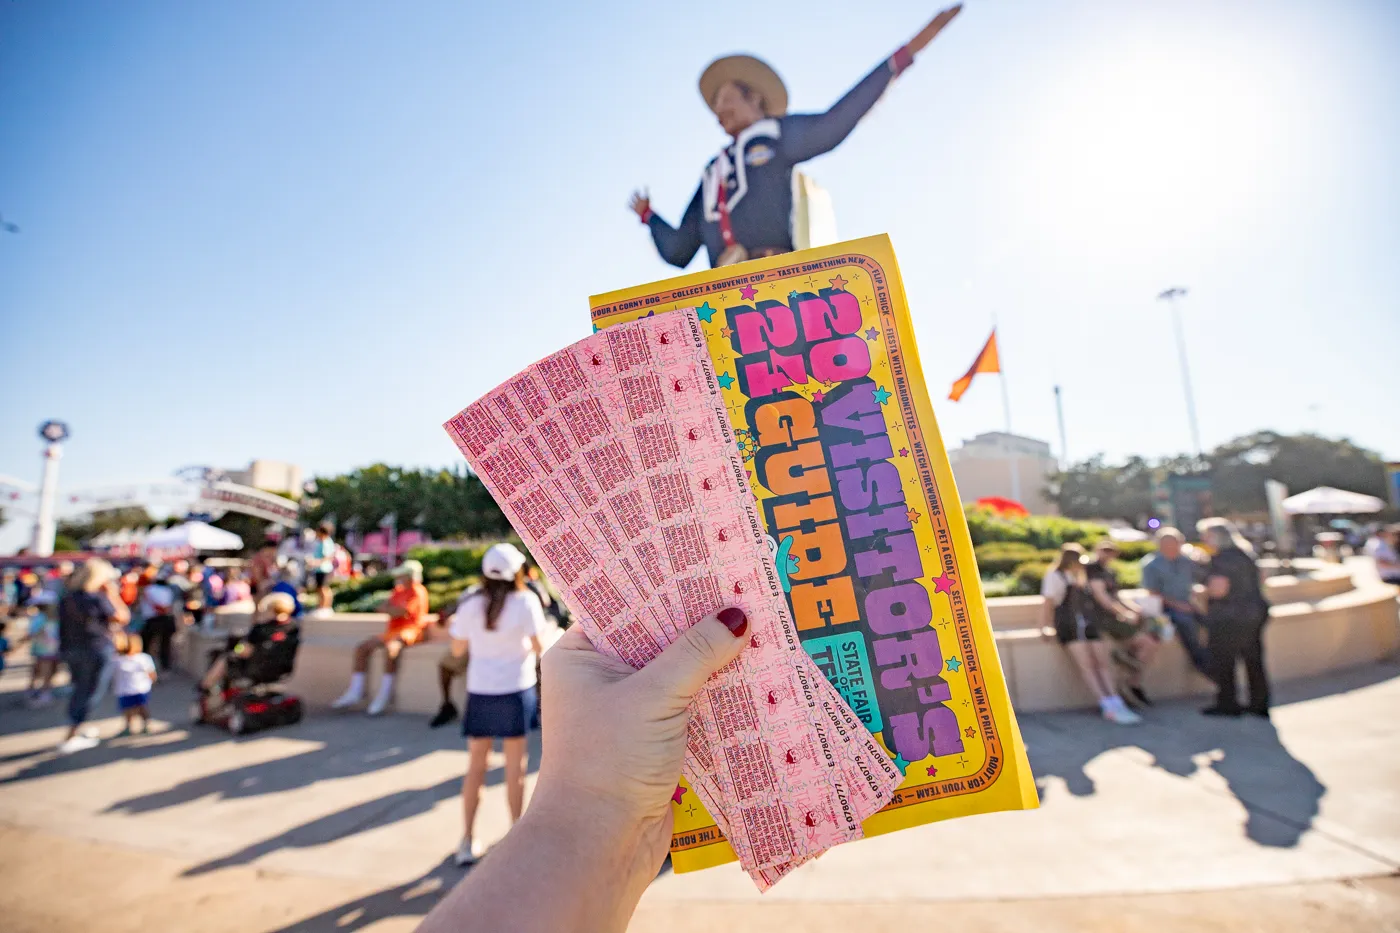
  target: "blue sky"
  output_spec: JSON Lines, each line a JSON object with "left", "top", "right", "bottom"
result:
{"left": 2, "top": 0, "right": 1396, "bottom": 550}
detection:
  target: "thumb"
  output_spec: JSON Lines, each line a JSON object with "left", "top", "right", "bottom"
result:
{"left": 635, "top": 608, "right": 749, "bottom": 707}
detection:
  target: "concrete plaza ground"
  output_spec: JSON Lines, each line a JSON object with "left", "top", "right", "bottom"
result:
{"left": 0, "top": 655, "right": 1397, "bottom": 931}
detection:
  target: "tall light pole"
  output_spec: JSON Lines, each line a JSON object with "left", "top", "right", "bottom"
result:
{"left": 32, "top": 420, "right": 71, "bottom": 556}
{"left": 1053, "top": 384, "right": 1070, "bottom": 468}
{"left": 1157, "top": 288, "right": 1201, "bottom": 455}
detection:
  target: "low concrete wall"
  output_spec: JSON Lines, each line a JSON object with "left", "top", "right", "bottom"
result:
{"left": 177, "top": 570, "right": 1398, "bottom": 718}
{"left": 177, "top": 610, "right": 543, "bottom": 716}
{"left": 995, "top": 579, "right": 1399, "bottom": 712}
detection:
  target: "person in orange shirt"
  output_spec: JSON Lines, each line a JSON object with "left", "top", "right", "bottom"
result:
{"left": 332, "top": 560, "right": 429, "bottom": 715}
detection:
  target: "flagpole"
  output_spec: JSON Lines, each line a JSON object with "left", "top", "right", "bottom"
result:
{"left": 1054, "top": 384, "right": 1069, "bottom": 468}
{"left": 992, "top": 324, "right": 1022, "bottom": 502}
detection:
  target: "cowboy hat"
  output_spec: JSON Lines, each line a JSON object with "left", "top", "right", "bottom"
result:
{"left": 699, "top": 55, "right": 788, "bottom": 117}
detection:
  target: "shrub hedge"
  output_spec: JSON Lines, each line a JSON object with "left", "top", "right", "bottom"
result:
{"left": 966, "top": 508, "right": 1108, "bottom": 549}
{"left": 1004, "top": 557, "right": 1144, "bottom": 597}
{"left": 973, "top": 542, "right": 1060, "bottom": 576}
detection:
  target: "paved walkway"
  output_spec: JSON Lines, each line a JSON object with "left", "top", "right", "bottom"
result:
{"left": 0, "top": 654, "right": 1397, "bottom": 931}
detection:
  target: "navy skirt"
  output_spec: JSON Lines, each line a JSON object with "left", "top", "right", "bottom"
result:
{"left": 462, "top": 687, "right": 537, "bottom": 738}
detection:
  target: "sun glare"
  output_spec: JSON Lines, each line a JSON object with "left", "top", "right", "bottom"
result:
{"left": 1007, "top": 38, "right": 1288, "bottom": 258}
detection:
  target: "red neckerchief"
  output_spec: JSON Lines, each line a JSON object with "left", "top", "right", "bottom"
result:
{"left": 715, "top": 159, "right": 738, "bottom": 248}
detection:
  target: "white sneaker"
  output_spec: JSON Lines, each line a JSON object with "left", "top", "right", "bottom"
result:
{"left": 312, "top": 607, "right": 334, "bottom": 618}
{"left": 1103, "top": 704, "right": 1143, "bottom": 725}
{"left": 366, "top": 690, "right": 392, "bottom": 716}
{"left": 57, "top": 734, "right": 100, "bottom": 754}
{"left": 453, "top": 838, "right": 480, "bottom": 867}
{"left": 330, "top": 689, "right": 364, "bottom": 710}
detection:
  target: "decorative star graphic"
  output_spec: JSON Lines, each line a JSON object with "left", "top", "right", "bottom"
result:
{"left": 932, "top": 572, "right": 956, "bottom": 594}
{"left": 811, "top": 389, "right": 825, "bottom": 404}
{"left": 898, "top": 447, "right": 909, "bottom": 457}
{"left": 891, "top": 753, "right": 909, "bottom": 774}
{"left": 720, "top": 326, "right": 733, "bottom": 338}
{"left": 906, "top": 506, "right": 922, "bottom": 524}
{"left": 964, "top": 726, "right": 976, "bottom": 739}
{"left": 945, "top": 655, "right": 963, "bottom": 673}
{"left": 739, "top": 284, "right": 757, "bottom": 301}
{"left": 696, "top": 302, "right": 717, "bottom": 323}
{"left": 829, "top": 274, "right": 848, "bottom": 290}
{"left": 671, "top": 784, "right": 687, "bottom": 804}
{"left": 717, "top": 372, "right": 735, "bottom": 390}
{"left": 788, "top": 290, "right": 799, "bottom": 300}
{"left": 684, "top": 803, "right": 697, "bottom": 817}
{"left": 864, "top": 326, "right": 879, "bottom": 341}
{"left": 957, "top": 755, "right": 969, "bottom": 768}
{"left": 926, "top": 764, "right": 938, "bottom": 778}
{"left": 872, "top": 385, "right": 892, "bottom": 405}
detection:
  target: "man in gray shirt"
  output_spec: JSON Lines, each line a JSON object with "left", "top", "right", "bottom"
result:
{"left": 1141, "top": 528, "right": 1209, "bottom": 673}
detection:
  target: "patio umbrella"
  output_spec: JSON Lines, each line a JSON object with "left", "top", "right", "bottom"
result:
{"left": 1281, "top": 486, "right": 1385, "bottom": 515}
{"left": 143, "top": 521, "right": 243, "bottom": 552}
{"left": 973, "top": 496, "right": 1030, "bottom": 518}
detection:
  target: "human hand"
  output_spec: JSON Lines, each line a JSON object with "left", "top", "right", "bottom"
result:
{"left": 529, "top": 608, "right": 750, "bottom": 875}
{"left": 908, "top": 4, "right": 962, "bottom": 56}
{"left": 628, "top": 189, "right": 652, "bottom": 222}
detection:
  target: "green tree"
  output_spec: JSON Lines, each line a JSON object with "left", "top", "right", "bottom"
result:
{"left": 1049, "top": 432, "right": 1388, "bottom": 520}
{"left": 52, "top": 533, "right": 82, "bottom": 552}
{"left": 56, "top": 506, "right": 156, "bottom": 547}
{"left": 301, "top": 464, "right": 508, "bottom": 540}
{"left": 1048, "top": 455, "right": 1157, "bottom": 521}
{"left": 1207, "top": 431, "right": 1387, "bottom": 513}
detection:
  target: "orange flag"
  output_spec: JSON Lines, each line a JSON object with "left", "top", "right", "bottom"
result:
{"left": 948, "top": 329, "right": 1000, "bottom": 401}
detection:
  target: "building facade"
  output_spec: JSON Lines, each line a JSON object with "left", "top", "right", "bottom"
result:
{"left": 946, "top": 432, "right": 1058, "bottom": 515}
{"left": 225, "top": 460, "right": 303, "bottom": 495}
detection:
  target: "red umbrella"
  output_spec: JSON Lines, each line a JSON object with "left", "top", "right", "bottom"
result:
{"left": 974, "top": 496, "right": 1029, "bottom": 518}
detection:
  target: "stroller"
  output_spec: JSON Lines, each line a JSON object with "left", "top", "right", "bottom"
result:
{"left": 193, "top": 599, "right": 303, "bottom": 735}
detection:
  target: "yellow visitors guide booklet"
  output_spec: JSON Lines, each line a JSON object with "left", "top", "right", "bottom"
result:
{"left": 591, "top": 235, "right": 1039, "bottom": 872}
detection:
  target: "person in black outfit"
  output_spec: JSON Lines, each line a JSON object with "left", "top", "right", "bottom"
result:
{"left": 199, "top": 592, "right": 301, "bottom": 696}
{"left": 1198, "top": 518, "right": 1271, "bottom": 718}
{"left": 56, "top": 559, "right": 130, "bottom": 753}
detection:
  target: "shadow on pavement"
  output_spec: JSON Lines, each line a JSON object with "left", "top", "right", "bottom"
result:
{"left": 269, "top": 855, "right": 465, "bottom": 932}
{"left": 1022, "top": 663, "right": 1400, "bottom": 849}
{"left": 0, "top": 668, "right": 227, "bottom": 786}
{"left": 181, "top": 729, "right": 541, "bottom": 876}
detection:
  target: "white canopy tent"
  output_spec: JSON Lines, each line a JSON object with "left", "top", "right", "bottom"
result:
{"left": 142, "top": 521, "right": 243, "bottom": 553}
{"left": 1281, "top": 486, "right": 1385, "bottom": 515}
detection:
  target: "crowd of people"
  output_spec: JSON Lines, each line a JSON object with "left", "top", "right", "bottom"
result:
{"left": 0, "top": 525, "right": 568, "bottom": 878}
{"left": 1362, "top": 523, "right": 1400, "bottom": 585}
{"left": 1041, "top": 517, "right": 1273, "bottom": 725}
{"left": 0, "top": 519, "right": 358, "bottom": 750}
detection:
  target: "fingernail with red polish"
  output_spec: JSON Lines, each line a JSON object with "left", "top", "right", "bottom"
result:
{"left": 717, "top": 607, "right": 748, "bottom": 638}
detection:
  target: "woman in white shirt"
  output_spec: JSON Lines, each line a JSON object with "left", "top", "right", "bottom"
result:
{"left": 448, "top": 543, "right": 545, "bottom": 867}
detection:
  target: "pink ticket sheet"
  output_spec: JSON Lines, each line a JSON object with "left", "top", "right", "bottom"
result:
{"left": 445, "top": 310, "right": 899, "bottom": 884}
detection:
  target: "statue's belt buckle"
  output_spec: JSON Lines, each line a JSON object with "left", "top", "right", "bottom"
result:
{"left": 717, "top": 243, "right": 749, "bottom": 266}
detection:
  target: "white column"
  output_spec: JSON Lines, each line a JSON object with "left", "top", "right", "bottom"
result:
{"left": 32, "top": 442, "right": 63, "bottom": 556}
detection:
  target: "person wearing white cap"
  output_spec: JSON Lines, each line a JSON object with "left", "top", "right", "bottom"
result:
{"left": 331, "top": 559, "right": 430, "bottom": 715}
{"left": 446, "top": 542, "right": 546, "bottom": 866}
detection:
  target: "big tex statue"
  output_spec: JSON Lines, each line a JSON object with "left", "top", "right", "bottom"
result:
{"left": 630, "top": 5, "right": 963, "bottom": 268}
